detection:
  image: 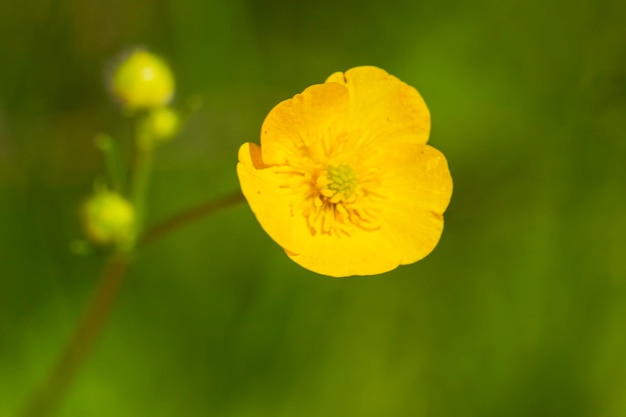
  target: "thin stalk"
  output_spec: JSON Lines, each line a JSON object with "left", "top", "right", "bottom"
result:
{"left": 94, "top": 134, "right": 126, "bottom": 193}
{"left": 19, "top": 254, "right": 130, "bottom": 417}
{"left": 140, "top": 190, "right": 245, "bottom": 247}
{"left": 129, "top": 147, "right": 153, "bottom": 241}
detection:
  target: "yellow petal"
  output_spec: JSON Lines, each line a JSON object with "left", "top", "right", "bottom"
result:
{"left": 261, "top": 82, "right": 350, "bottom": 166}
{"left": 285, "top": 228, "right": 402, "bottom": 277}
{"left": 373, "top": 143, "right": 453, "bottom": 265}
{"left": 237, "top": 142, "right": 312, "bottom": 252}
{"left": 326, "top": 66, "right": 430, "bottom": 147}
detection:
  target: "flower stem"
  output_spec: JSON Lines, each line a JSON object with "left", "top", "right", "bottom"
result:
{"left": 129, "top": 147, "right": 153, "bottom": 243}
{"left": 140, "top": 190, "right": 245, "bottom": 247}
{"left": 19, "top": 254, "right": 130, "bottom": 417}
{"left": 18, "top": 190, "right": 246, "bottom": 417}
{"left": 94, "top": 134, "right": 125, "bottom": 193}
{"left": 20, "top": 109, "right": 246, "bottom": 415}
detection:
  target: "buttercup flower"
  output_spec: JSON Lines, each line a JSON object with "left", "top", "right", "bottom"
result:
{"left": 237, "top": 66, "right": 452, "bottom": 277}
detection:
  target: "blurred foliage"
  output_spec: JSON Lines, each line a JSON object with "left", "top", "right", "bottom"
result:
{"left": 1, "top": 0, "right": 626, "bottom": 416}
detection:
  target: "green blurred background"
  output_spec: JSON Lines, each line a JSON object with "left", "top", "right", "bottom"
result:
{"left": 2, "top": 0, "right": 626, "bottom": 415}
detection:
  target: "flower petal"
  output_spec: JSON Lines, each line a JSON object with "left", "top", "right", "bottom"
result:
{"left": 326, "top": 66, "right": 430, "bottom": 147}
{"left": 237, "top": 142, "right": 312, "bottom": 253}
{"left": 261, "top": 82, "right": 350, "bottom": 166}
{"left": 374, "top": 143, "right": 453, "bottom": 265}
{"left": 285, "top": 228, "right": 401, "bottom": 277}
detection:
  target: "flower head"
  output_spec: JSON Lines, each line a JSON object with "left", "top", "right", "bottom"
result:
{"left": 110, "top": 48, "right": 175, "bottom": 110}
{"left": 237, "top": 66, "right": 452, "bottom": 277}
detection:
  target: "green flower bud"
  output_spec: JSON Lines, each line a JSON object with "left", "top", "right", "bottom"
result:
{"left": 82, "top": 189, "right": 135, "bottom": 246}
{"left": 137, "top": 106, "right": 180, "bottom": 150}
{"left": 110, "top": 48, "right": 175, "bottom": 110}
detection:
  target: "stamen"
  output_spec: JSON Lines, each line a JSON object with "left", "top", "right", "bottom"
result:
{"left": 300, "top": 163, "right": 382, "bottom": 237}
{"left": 316, "top": 164, "right": 358, "bottom": 203}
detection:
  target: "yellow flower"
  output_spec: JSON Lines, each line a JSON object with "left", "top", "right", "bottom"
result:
{"left": 237, "top": 66, "right": 452, "bottom": 277}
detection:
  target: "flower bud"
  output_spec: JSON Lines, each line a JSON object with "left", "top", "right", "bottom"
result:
{"left": 137, "top": 106, "right": 180, "bottom": 150}
{"left": 82, "top": 189, "right": 135, "bottom": 246}
{"left": 110, "top": 48, "right": 175, "bottom": 110}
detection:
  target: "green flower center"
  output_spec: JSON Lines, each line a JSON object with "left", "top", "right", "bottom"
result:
{"left": 316, "top": 164, "right": 358, "bottom": 203}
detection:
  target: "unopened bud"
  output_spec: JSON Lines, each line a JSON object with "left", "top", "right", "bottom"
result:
{"left": 137, "top": 106, "right": 180, "bottom": 150}
{"left": 110, "top": 48, "right": 175, "bottom": 110}
{"left": 82, "top": 189, "right": 135, "bottom": 246}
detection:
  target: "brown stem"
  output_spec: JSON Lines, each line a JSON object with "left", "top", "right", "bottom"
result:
{"left": 19, "top": 254, "right": 130, "bottom": 417}
{"left": 140, "top": 190, "right": 245, "bottom": 247}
